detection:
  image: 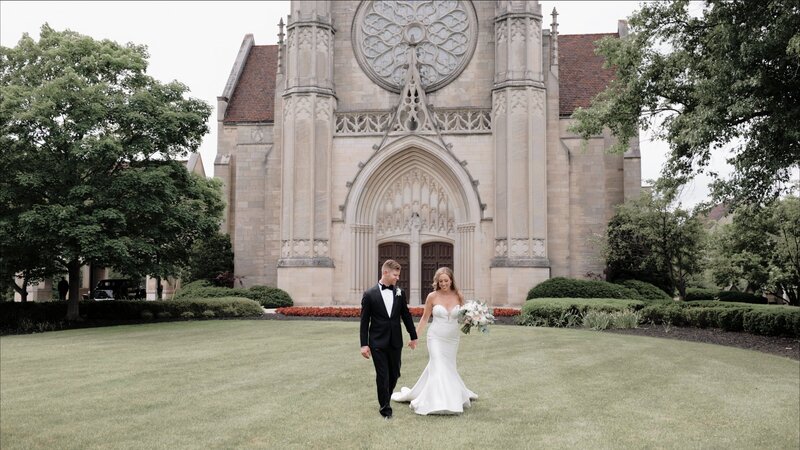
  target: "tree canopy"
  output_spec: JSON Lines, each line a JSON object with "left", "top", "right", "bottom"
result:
{"left": 604, "top": 191, "right": 706, "bottom": 299}
{"left": 570, "top": 0, "right": 800, "bottom": 206}
{"left": 0, "top": 25, "right": 217, "bottom": 316}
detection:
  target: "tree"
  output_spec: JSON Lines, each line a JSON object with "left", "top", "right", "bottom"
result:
{"left": 604, "top": 191, "right": 706, "bottom": 299}
{"left": 707, "top": 205, "right": 773, "bottom": 292}
{"left": 707, "top": 197, "right": 799, "bottom": 305}
{"left": 768, "top": 197, "right": 800, "bottom": 305}
{"left": 570, "top": 0, "right": 800, "bottom": 206}
{"left": 107, "top": 161, "right": 225, "bottom": 299}
{"left": 184, "top": 232, "right": 234, "bottom": 287}
{"left": 0, "top": 25, "right": 212, "bottom": 318}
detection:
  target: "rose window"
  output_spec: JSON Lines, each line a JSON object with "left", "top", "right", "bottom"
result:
{"left": 352, "top": 0, "right": 478, "bottom": 93}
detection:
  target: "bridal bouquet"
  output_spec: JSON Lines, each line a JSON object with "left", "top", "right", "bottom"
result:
{"left": 457, "top": 300, "right": 495, "bottom": 334}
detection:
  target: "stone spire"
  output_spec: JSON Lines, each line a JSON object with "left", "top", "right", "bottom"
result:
{"left": 277, "top": 18, "right": 285, "bottom": 75}
{"left": 550, "top": 8, "right": 559, "bottom": 67}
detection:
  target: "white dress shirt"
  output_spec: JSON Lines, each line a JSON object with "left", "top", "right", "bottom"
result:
{"left": 379, "top": 283, "right": 394, "bottom": 317}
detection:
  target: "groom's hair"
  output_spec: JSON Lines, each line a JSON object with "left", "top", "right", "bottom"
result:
{"left": 382, "top": 259, "right": 401, "bottom": 272}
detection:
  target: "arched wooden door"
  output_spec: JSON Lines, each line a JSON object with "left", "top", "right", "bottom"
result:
{"left": 420, "top": 242, "right": 454, "bottom": 303}
{"left": 378, "top": 242, "right": 410, "bottom": 303}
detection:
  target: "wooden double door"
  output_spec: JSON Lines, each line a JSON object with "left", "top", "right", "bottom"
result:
{"left": 378, "top": 241, "right": 453, "bottom": 304}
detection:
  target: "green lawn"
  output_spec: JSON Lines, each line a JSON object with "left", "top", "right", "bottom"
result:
{"left": 1, "top": 321, "right": 798, "bottom": 449}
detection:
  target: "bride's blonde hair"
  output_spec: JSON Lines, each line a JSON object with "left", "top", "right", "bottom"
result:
{"left": 432, "top": 267, "right": 463, "bottom": 305}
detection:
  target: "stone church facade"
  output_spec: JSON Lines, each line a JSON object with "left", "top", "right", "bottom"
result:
{"left": 215, "top": 1, "right": 641, "bottom": 306}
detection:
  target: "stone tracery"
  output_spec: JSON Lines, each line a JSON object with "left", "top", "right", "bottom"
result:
{"left": 353, "top": 0, "right": 478, "bottom": 93}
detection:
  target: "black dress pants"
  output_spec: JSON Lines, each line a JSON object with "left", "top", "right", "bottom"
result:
{"left": 371, "top": 345, "right": 401, "bottom": 416}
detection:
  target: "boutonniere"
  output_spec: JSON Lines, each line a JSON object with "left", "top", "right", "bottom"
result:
{"left": 395, "top": 287, "right": 402, "bottom": 297}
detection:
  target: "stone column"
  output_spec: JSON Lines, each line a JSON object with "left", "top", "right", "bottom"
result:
{"left": 278, "top": 1, "right": 337, "bottom": 305}
{"left": 490, "top": 0, "right": 551, "bottom": 305}
{"left": 456, "top": 223, "right": 476, "bottom": 299}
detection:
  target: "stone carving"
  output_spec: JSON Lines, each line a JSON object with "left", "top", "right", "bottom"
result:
{"left": 375, "top": 169, "right": 455, "bottom": 236}
{"left": 530, "top": 89, "right": 545, "bottom": 117}
{"left": 335, "top": 108, "right": 490, "bottom": 135}
{"left": 315, "top": 28, "right": 329, "bottom": 53}
{"left": 283, "top": 97, "right": 293, "bottom": 117}
{"left": 335, "top": 111, "right": 393, "bottom": 135}
{"left": 494, "top": 239, "right": 508, "bottom": 257}
{"left": 510, "top": 18, "right": 526, "bottom": 43}
{"left": 315, "top": 97, "right": 332, "bottom": 121}
{"left": 295, "top": 96, "right": 311, "bottom": 120}
{"left": 313, "top": 240, "right": 329, "bottom": 257}
{"left": 353, "top": 0, "right": 478, "bottom": 93}
{"left": 281, "top": 239, "right": 330, "bottom": 257}
{"left": 510, "top": 90, "right": 527, "bottom": 113}
{"left": 434, "top": 109, "right": 491, "bottom": 133}
{"left": 250, "top": 128, "right": 264, "bottom": 143}
{"left": 298, "top": 27, "right": 313, "bottom": 50}
{"left": 495, "top": 238, "right": 546, "bottom": 258}
{"left": 492, "top": 91, "right": 507, "bottom": 116}
{"left": 496, "top": 20, "right": 508, "bottom": 44}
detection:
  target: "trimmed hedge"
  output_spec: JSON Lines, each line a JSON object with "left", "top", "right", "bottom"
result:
{"left": 174, "top": 281, "right": 294, "bottom": 308}
{"left": 616, "top": 279, "right": 673, "bottom": 301}
{"left": 640, "top": 302, "right": 799, "bottom": 337}
{"left": 684, "top": 288, "right": 718, "bottom": 301}
{"left": 527, "top": 277, "right": 641, "bottom": 300}
{"left": 684, "top": 288, "right": 767, "bottom": 304}
{"left": 248, "top": 285, "right": 293, "bottom": 308}
{"left": 519, "top": 298, "right": 645, "bottom": 327}
{"left": 0, "top": 297, "right": 264, "bottom": 334}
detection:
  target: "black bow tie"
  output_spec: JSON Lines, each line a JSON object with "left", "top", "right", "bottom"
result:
{"left": 380, "top": 284, "right": 394, "bottom": 291}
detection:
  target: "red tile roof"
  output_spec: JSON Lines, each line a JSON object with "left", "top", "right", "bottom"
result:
{"left": 558, "top": 33, "right": 618, "bottom": 117}
{"left": 224, "top": 45, "right": 278, "bottom": 123}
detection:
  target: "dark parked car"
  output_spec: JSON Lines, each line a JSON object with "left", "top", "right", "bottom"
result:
{"left": 85, "top": 279, "right": 146, "bottom": 300}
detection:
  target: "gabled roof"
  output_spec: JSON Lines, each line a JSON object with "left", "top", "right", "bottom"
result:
{"left": 223, "top": 44, "right": 278, "bottom": 124}
{"left": 558, "top": 33, "right": 618, "bottom": 117}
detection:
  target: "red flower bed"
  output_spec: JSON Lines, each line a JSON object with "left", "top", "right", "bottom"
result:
{"left": 492, "top": 308, "right": 521, "bottom": 317}
{"left": 274, "top": 306, "right": 520, "bottom": 318}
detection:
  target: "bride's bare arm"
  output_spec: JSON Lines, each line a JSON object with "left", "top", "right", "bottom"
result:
{"left": 416, "top": 293, "right": 435, "bottom": 336}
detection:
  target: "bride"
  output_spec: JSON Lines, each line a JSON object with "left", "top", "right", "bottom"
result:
{"left": 391, "top": 267, "right": 477, "bottom": 415}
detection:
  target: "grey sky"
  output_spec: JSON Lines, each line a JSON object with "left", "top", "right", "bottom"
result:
{"left": 1, "top": 1, "right": 736, "bottom": 208}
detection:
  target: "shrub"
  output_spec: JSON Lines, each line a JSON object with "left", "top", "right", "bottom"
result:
{"left": 519, "top": 298, "right": 645, "bottom": 327}
{"left": 202, "top": 310, "right": 215, "bottom": 318}
{"left": 248, "top": 285, "right": 294, "bottom": 308}
{"left": 742, "top": 308, "right": 800, "bottom": 336}
{"left": 527, "top": 277, "right": 641, "bottom": 300}
{"left": 0, "top": 297, "right": 264, "bottom": 334}
{"left": 616, "top": 280, "right": 672, "bottom": 301}
{"left": 639, "top": 301, "right": 799, "bottom": 336}
{"left": 716, "top": 291, "right": 767, "bottom": 304}
{"left": 173, "top": 284, "right": 294, "bottom": 308}
{"left": 684, "top": 288, "right": 718, "bottom": 301}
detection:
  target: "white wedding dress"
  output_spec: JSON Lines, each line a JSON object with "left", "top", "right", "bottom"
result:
{"left": 391, "top": 304, "right": 478, "bottom": 415}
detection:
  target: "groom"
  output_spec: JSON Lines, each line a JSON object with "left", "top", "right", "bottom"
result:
{"left": 360, "top": 259, "right": 418, "bottom": 419}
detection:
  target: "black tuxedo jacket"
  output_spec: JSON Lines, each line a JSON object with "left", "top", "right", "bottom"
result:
{"left": 360, "top": 285, "right": 417, "bottom": 349}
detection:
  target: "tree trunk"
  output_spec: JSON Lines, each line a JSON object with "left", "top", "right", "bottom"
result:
{"left": 13, "top": 278, "right": 29, "bottom": 302}
{"left": 156, "top": 275, "right": 163, "bottom": 300}
{"left": 66, "top": 259, "right": 82, "bottom": 321}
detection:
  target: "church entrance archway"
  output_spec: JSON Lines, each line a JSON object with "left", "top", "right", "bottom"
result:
{"left": 378, "top": 242, "right": 410, "bottom": 302}
{"left": 420, "top": 242, "right": 454, "bottom": 303}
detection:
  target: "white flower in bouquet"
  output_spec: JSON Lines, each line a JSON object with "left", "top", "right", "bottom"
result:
{"left": 457, "top": 300, "right": 495, "bottom": 334}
